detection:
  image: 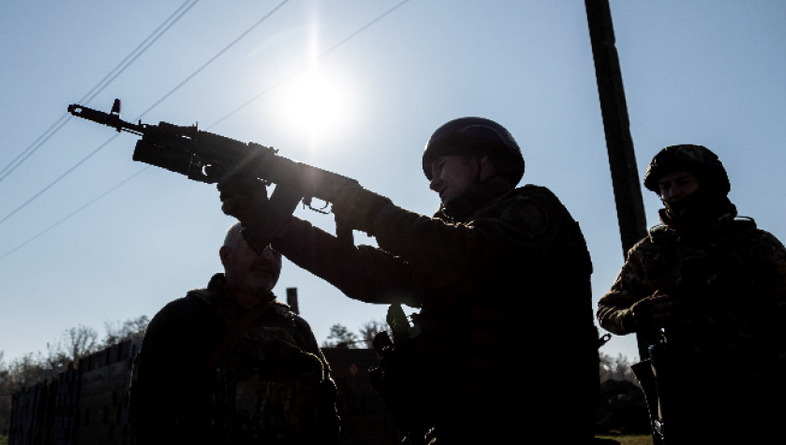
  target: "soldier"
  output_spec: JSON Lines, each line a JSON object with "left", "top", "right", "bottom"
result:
{"left": 130, "top": 223, "right": 340, "bottom": 445}
{"left": 222, "top": 117, "right": 600, "bottom": 443}
{"left": 597, "top": 144, "right": 786, "bottom": 443}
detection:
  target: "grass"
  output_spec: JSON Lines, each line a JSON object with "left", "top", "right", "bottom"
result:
{"left": 596, "top": 435, "right": 653, "bottom": 445}
{"left": 0, "top": 433, "right": 650, "bottom": 445}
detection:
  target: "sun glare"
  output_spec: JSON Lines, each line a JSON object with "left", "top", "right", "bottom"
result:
{"left": 278, "top": 67, "right": 348, "bottom": 141}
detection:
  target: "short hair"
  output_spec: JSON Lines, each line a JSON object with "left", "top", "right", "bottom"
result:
{"left": 222, "top": 223, "right": 282, "bottom": 260}
{"left": 223, "top": 223, "right": 244, "bottom": 249}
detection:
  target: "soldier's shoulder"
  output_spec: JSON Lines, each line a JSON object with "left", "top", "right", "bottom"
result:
{"left": 512, "top": 184, "right": 559, "bottom": 201}
{"left": 734, "top": 219, "right": 786, "bottom": 260}
{"left": 623, "top": 225, "right": 674, "bottom": 261}
{"left": 646, "top": 224, "right": 674, "bottom": 244}
{"left": 270, "top": 300, "right": 297, "bottom": 319}
{"left": 268, "top": 300, "right": 313, "bottom": 329}
{"left": 154, "top": 291, "right": 210, "bottom": 319}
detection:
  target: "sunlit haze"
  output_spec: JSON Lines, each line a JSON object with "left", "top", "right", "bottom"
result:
{"left": 277, "top": 67, "right": 349, "bottom": 144}
{"left": 1, "top": 1, "right": 785, "bottom": 367}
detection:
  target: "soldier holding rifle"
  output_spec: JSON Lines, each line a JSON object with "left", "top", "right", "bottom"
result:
{"left": 222, "top": 117, "right": 601, "bottom": 444}
{"left": 597, "top": 144, "right": 786, "bottom": 444}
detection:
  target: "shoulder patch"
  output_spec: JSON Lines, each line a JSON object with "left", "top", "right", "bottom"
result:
{"left": 504, "top": 198, "right": 549, "bottom": 236}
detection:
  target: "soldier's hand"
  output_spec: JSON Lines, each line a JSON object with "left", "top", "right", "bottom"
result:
{"left": 632, "top": 291, "right": 675, "bottom": 331}
{"left": 217, "top": 171, "right": 268, "bottom": 226}
{"left": 332, "top": 184, "right": 393, "bottom": 236}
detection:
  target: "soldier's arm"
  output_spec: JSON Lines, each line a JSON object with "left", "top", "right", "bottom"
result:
{"left": 272, "top": 216, "right": 422, "bottom": 307}
{"left": 370, "top": 187, "right": 573, "bottom": 274}
{"left": 597, "top": 247, "right": 657, "bottom": 335}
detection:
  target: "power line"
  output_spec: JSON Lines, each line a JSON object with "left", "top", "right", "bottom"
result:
{"left": 138, "top": 0, "right": 290, "bottom": 119}
{"left": 0, "top": 0, "right": 287, "bottom": 227}
{"left": 208, "top": 0, "right": 411, "bottom": 129}
{"left": 0, "top": 167, "right": 150, "bottom": 261}
{"left": 320, "top": 0, "right": 411, "bottom": 58}
{"left": 0, "top": 135, "right": 119, "bottom": 226}
{"left": 0, "top": 0, "right": 200, "bottom": 184}
{"left": 81, "top": 0, "right": 201, "bottom": 106}
{"left": 1, "top": 0, "right": 414, "bottom": 261}
{"left": 0, "top": 114, "right": 70, "bottom": 182}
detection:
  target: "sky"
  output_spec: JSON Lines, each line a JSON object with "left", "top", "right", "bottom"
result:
{"left": 1, "top": 0, "right": 785, "bottom": 367}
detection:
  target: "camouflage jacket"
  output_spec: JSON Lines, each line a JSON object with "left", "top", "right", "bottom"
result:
{"left": 597, "top": 215, "right": 786, "bottom": 376}
{"left": 131, "top": 273, "right": 339, "bottom": 445}
{"left": 274, "top": 182, "right": 598, "bottom": 442}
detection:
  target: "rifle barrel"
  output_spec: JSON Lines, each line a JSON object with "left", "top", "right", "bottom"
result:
{"left": 68, "top": 103, "right": 144, "bottom": 136}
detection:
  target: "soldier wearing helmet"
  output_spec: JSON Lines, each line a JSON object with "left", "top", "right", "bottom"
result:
{"left": 598, "top": 144, "right": 786, "bottom": 443}
{"left": 422, "top": 117, "right": 525, "bottom": 220}
{"left": 643, "top": 144, "right": 733, "bottom": 230}
{"left": 221, "top": 117, "right": 599, "bottom": 444}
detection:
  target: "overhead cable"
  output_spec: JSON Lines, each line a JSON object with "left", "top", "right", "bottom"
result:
{"left": 2, "top": 0, "right": 414, "bottom": 261}
{"left": 0, "top": 0, "right": 287, "bottom": 227}
{"left": 208, "top": 0, "right": 411, "bottom": 129}
{"left": 0, "top": 0, "right": 200, "bottom": 184}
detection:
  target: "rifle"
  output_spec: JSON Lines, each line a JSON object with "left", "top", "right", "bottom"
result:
{"left": 68, "top": 99, "right": 359, "bottom": 247}
{"left": 369, "top": 304, "right": 432, "bottom": 445}
{"left": 637, "top": 254, "right": 724, "bottom": 445}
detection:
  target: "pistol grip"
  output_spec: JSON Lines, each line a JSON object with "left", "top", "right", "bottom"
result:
{"left": 243, "top": 184, "right": 302, "bottom": 253}
{"left": 335, "top": 221, "right": 355, "bottom": 248}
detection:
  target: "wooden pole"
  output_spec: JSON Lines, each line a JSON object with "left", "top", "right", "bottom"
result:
{"left": 584, "top": 0, "right": 648, "bottom": 257}
{"left": 585, "top": 0, "right": 649, "bottom": 360}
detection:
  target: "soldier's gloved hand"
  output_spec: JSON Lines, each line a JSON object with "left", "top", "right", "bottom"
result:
{"left": 631, "top": 291, "right": 675, "bottom": 332}
{"left": 332, "top": 184, "right": 393, "bottom": 236}
{"left": 216, "top": 171, "right": 268, "bottom": 226}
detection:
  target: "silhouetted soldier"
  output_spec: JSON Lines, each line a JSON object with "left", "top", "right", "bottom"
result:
{"left": 222, "top": 117, "right": 600, "bottom": 443}
{"left": 130, "top": 223, "right": 340, "bottom": 445}
{"left": 598, "top": 144, "right": 786, "bottom": 444}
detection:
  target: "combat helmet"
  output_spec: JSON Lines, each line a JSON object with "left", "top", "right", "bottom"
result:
{"left": 422, "top": 117, "right": 525, "bottom": 186}
{"left": 643, "top": 144, "right": 730, "bottom": 196}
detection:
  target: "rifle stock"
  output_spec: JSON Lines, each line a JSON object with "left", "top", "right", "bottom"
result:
{"left": 68, "top": 99, "right": 359, "bottom": 246}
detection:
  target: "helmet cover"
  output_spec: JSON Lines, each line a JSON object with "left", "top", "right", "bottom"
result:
{"left": 643, "top": 144, "right": 730, "bottom": 195}
{"left": 422, "top": 117, "right": 524, "bottom": 185}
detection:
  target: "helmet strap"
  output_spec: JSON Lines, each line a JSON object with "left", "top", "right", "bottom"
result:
{"left": 474, "top": 154, "right": 509, "bottom": 186}
{"left": 474, "top": 156, "right": 484, "bottom": 183}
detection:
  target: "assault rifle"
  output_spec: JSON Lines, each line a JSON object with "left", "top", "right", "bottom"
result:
{"left": 635, "top": 254, "right": 725, "bottom": 445}
{"left": 68, "top": 99, "right": 359, "bottom": 246}
{"left": 369, "top": 304, "right": 432, "bottom": 444}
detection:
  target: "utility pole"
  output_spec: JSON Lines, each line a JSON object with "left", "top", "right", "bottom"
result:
{"left": 584, "top": 0, "right": 649, "bottom": 360}
{"left": 584, "top": 0, "right": 647, "bottom": 257}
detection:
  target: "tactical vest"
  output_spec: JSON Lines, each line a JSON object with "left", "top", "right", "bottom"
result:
{"left": 193, "top": 292, "right": 329, "bottom": 444}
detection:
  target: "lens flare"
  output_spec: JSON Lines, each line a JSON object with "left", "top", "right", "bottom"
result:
{"left": 278, "top": 67, "right": 347, "bottom": 142}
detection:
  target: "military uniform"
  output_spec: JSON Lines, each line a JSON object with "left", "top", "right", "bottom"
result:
{"left": 598, "top": 143, "right": 786, "bottom": 443}
{"left": 598, "top": 211, "right": 786, "bottom": 443}
{"left": 130, "top": 274, "right": 340, "bottom": 445}
{"left": 274, "top": 180, "right": 599, "bottom": 443}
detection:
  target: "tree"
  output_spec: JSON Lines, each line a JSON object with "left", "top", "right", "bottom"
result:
{"left": 0, "top": 317, "right": 144, "bottom": 438}
{"left": 39, "top": 325, "right": 99, "bottom": 374}
{"left": 599, "top": 352, "right": 636, "bottom": 382}
{"left": 103, "top": 315, "right": 149, "bottom": 347}
{"left": 358, "top": 320, "right": 389, "bottom": 349}
{"left": 322, "top": 324, "right": 359, "bottom": 348}
{"left": 1, "top": 316, "right": 148, "bottom": 393}
{"left": 0, "top": 351, "right": 12, "bottom": 438}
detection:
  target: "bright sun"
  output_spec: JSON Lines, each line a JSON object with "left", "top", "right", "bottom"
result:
{"left": 278, "top": 67, "right": 348, "bottom": 141}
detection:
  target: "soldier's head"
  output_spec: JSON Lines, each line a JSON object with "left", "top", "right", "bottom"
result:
{"left": 643, "top": 144, "right": 733, "bottom": 223}
{"left": 423, "top": 117, "right": 524, "bottom": 206}
{"left": 644, "top": 144, "right": 730, "bottom": 198}
{"left": 220, "top": 223, "right": 282, "bottom": 306}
